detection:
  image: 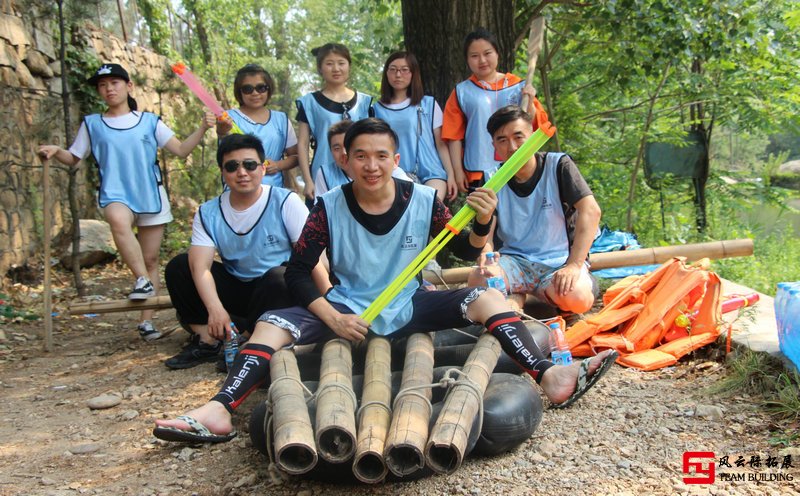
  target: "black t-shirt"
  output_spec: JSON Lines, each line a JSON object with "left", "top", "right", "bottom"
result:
{"left": 500, "top": 152, "right": 594, "bottom": 246}
{"left": 295, "top": 91, "right": 360, "bottom": 124}
{"left": 286, "top": 179, "right": 482, "bottom": 306}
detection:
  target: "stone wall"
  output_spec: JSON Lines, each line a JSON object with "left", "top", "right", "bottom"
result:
{"left": 0, "top": 1, "right": 182, "bottom": 284}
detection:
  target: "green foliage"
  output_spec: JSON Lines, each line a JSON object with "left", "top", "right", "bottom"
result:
{"left": 0, "top": 294, "right": 40, "bottom": 321}
{"left": 712, "top": 349, "right": 800, "bottom": 431}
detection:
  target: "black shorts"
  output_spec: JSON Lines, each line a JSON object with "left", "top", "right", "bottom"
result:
{"left": 259, "top": 287, "right": 486, "bottom": 344}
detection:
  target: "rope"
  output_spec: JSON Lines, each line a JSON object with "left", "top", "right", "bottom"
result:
{"left": 314, "top": 380, "right": 358, "bottom": 411}
{"left": 356, "top": 400, "right": 392, "bottom": 424}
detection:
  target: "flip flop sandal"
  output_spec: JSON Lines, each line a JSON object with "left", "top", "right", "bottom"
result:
{"left": 153, "top": 415, "right": 237, "bottom": 443}
{"left": 550, "top": 350, "right": 618, "bottom": 409}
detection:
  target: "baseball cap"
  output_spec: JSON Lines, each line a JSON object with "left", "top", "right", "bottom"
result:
{"left": 87, "top": 63, "right": 130, "bottom": 85}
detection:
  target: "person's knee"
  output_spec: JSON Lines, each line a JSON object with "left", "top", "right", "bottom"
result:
{"left": 553, "top": 287, "right": 595, "bottom": 314}
{"left": 467, "top": 288, "right": 509, "bottom": 322}
{"left": 252, "top": 321, "right": 294, "bottom": 349}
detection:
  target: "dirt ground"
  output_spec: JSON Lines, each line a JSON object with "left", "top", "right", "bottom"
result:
{"left": 1, "top": 263, "right": 799, "bottom": 496}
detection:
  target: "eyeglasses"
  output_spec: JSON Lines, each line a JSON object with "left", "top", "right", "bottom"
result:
{"left": 241, "top": 84, "right": 269, "bottom": 95}
{"left": 387, "top": 66, "right": 411, "bottom": 75}
{"left": 222, "top": 159, "right": 262, "bottom": 173}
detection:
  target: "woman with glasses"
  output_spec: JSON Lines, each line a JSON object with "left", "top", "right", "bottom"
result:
{"left": 296, "top": 43, "right": 372, "bottom": 202}
{"left": 217, "top": 64, "right": 298, "bottom": 188}
{"left": 442, "top": 28, "right": 547, "bottom": 192}
{"left": 372, "top": 51, "right": 456, "bottom": 202}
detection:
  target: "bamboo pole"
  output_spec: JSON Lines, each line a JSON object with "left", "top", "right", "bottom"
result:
{"left": 384, "top": 333, "right": 435, "bottom": 477}
{"left": 66, "top": 239, "right": 754, "bottom": 315}
{"left": 352, "top": 337, "right": 392, "bottom": 483}
{"left": 41, "top": 155, "right": 53, "bottom": 352}
{"left": 421, "top": 239, "right": 754, "bottom": 285}
{"left": 315, "top": 339, "right": 357, "bottom": 463}
{"left": 68, "top": 295, "right": 173, "bottom": 314}
{"left": 270, "top": 349, "right": 317, "bottom": 474}
{"left": 426, "top": 332, "right": 502, "bottom": 474}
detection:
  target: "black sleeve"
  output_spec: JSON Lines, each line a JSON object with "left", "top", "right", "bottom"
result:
{"left": 557, "top": 155, "right": 594, "bottom": 208}
{"left": 295, "top": 99, "right": 308, "bottom": 124}
{"left": 285, "top": 199, "right": 329, "bottom": 307}
{"left": 428, "top": 198, "right": 484, "bottom": 262}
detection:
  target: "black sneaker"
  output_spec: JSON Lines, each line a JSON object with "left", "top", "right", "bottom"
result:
{"left": 164, "top": 335, "right": 222, "bottom": 370}
{"left": 129, "top": 276, "right": 155, "bottom": 300}
{"left": 138, "top": 320, "right": 162, "bottom": 342}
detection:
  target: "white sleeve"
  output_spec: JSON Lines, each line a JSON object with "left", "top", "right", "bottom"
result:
{"left": 155, "top": 119, "right": 176, "bottom": 148}
{"left": 433, "top": 101, "right": 444, "bottom": 129}
{"left": 285, "top": 121, "right": 298, "bottom": 149}
{"left": 190, "top": 210, "right": 215, "bottom": 247}
{"left": 392, "top": 167, "right": 412, "bottom": 181}
{"left": 67, "top": 122, "right": 91, "bottom": 159}
{"left": 281, "top": 192, "right": 310, "bottom": 243}
{"left": 314, "top": 168, "right": 328, "bottom": 196}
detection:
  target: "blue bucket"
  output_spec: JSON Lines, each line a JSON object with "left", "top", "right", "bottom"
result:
{"left": 776, "top": 282, "right": 800, "bottom": 368}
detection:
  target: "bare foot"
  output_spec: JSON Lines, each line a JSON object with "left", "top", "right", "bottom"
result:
{"left": 154, "top": 400, "right": 233, "bottom": 435}
{"left": 539, "top": 349, "right": 616, "bottom": 404}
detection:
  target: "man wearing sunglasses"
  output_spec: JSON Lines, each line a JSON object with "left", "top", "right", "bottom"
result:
{"left": 163, "top": 134, "right": 328, "bottom": 369}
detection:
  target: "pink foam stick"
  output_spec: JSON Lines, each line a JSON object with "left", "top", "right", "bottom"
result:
{"left": 171, "top": 63, "right": 225, "bottom": 117}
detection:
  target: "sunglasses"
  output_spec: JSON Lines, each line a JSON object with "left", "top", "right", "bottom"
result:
{"left": 222, "top": 159, "right": 262, "bottom": 173}
{"left": 241, "top": 84, "right": 269, "bottom": 95}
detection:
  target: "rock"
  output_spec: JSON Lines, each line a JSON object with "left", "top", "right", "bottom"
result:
{"left": 694, "top": 404, "right": 724, "bottom": 420}
{"left": 0, "top": 43, "right": 19, "bottom": 69}
{"left": 177, "top": 447, "right": 195, "bottom": 462}
{"left": 233, "top": 473, "right": 257, "bottom": 488}
{"left": 40, "top": 477, "right": 57, "bottom": 486}
{"left": 537, "top": 441, "right": 558, "bottom": 457}
{"left": 779, "top": 160, "right": 800, "bottom": 174}
{"left": 119, "top": 410, "right": 139, "bottom": 420}
{"left": 60, "top": 219, "right": 117, "bottom": 269}
{"left": 24, "top": 49, "right": 52, "bottom": 77}
{"left": 69, "top": 443, "right": 101, "bottom": 455}
{"left": 617, "top": 459, "right": 632, "bottom": 469}
{"left": 0, "top": 329, "right": 6, "bottom": 342}
{"left": 87, "top": 394, "right": 121, "bottom": 410}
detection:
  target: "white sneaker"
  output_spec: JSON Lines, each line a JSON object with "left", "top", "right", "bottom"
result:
{"left": 138, "top": 320, "right": 162, "bottom": 341}
{"left": 129, "top": 276, "right": 155, "bottom": 300}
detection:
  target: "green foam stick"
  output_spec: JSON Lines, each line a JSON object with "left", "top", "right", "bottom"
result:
{"left": 360, "top": 123, "right": 556, "bottom": 325}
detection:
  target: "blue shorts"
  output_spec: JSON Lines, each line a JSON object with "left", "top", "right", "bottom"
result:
{"left": 258, "top": 287, "right": 486, "bottom": 345}
{"left": 498, "top": 254, "right": 594, "bottom": 301}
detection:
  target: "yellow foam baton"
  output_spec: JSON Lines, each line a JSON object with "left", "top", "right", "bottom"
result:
{"left": 360, "top": 120, "right": 557, "bottom": 324}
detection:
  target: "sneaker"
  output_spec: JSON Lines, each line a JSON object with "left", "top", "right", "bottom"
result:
{"left": 129, "top": 276, "right": 155, "bottom": 300}
{"left": 138, "top": 320, "right": 162, "bottom": 342}
{"left": 165, "top": 335, "right": 222, "bottom": 370}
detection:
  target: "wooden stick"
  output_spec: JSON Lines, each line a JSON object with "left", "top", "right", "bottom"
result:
{"left": 426, "top": 332, "right": 501, "bottom": 474}
{"left": 352, "top": 337, "right": 392, "bottom": 483}
{"left": 68, "top": 295, "right": 173, "bottom": 314}
{"left": 41, "top": 155, "right": 53, "bottom": 352}
{"left": 519, "top": 16, "right": 545, "bottom": 111}
{"left": 384, "top": 333, "right": 435, "bottom": 477}
{"left": 421, "top": 239, "right": 754, "bottom": 284}
{"left": 315, "top": 338, "right": 357, "bottom": 463}
{"left": 270, "top": 350, "right": 317, "bottom": 474}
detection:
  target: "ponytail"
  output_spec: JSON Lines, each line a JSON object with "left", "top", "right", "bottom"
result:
{"left": 127, "top": 95, "right": 138, "bottom": 111}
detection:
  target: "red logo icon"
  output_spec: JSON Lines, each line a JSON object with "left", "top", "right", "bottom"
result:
{"left": 683, "top": 451, "right": 716, "bottom": 484}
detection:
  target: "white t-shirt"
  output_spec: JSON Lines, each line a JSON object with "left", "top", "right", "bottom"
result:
{"left": 314, "top": 166, "right": 413, "bottom": 196}
{"left": 68, "top": 112, "right": 175, "bottom": 159}
{"left": 191, "top": 185, "right": 308, "bottom": 247}
{"left": 381, "top": 97, "right": 444, "bottom": 129}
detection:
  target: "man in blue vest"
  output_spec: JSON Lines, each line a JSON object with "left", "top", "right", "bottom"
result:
{"left": 469, "top": 105, "right": 602, "bottom": 315}
{"left": 163, "top": 134, "right": 327, "bottom": 369}
{"left": 153, "top": 118, "right": 616, "bottom": 443}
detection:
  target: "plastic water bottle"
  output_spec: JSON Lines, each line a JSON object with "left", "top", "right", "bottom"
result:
{"left": 484, "top": 252, "right": 508, "bottom": 296}
{"left": 224, "top": 323, "right": 240, "bottom": 370}
{"left": 548, "top": 322, "right": 572, "bottom": 365}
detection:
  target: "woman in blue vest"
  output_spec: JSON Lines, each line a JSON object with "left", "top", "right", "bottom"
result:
{"left": 372, "top": 51, "right": 456, "bottom": 202}
{"left": 39, "top": 63, "right": 214, "bottom": 341}
{"left": 217, "top": 64, "right": 297, "bottom": 188}
{"left": 296, "top": 43, "right": 372, "bottom": 202}
{"left": 442, "top": 28, "right": 546, "bottom": 192}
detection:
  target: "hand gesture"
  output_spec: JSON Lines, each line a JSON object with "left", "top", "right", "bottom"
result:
{"left": 465, "top": 187, "right": 497, "bottom": 225}
{"left": 38, "top": 145, "right": 60, "bottom": 160}
{"left": 216, "top": 113, "right": 233, "bottom": 135}
{"left": 303, "top": 181, "right": 315, "bottom": 202}
{"left": 551, "top": 263, "right": 581, "bottom": 297}
{"left": 206, "top": 304, "right": 232, "bottom": 341}
{"left": 328, "top": 313, "right": 369, "bottom": 342}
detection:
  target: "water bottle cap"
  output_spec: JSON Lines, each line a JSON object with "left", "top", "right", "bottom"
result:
{"left": 549, "top": 322, "right": 559, "bottom": 329}
{"left": 486, "top": 252, "right": 495, "bottom": 260}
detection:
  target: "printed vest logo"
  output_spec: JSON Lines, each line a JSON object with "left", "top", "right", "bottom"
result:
{"left": 541, "top": 197, "right": 553, "bottom": 210}
{"left": 401, "top": 235, "right": 419, "bottom": 250}
{"left": 265, "top": 235, "right": 278, "bottom": 246}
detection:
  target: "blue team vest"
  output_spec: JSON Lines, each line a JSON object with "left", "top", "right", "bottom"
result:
{"left": 492, "top": 153, "right": 570, "bottom": 267}
{"left": 319, "top": 161, "right": 351, "bottom": 192}
{"left": 296, "top": 91, "right": 372, "bottom": 177}
{"left": 455, "top": 77, "right": 523, "bottom": 173}
{"left": 85, "top": 112, "right": 162, "bottom": 214}
{"left": 198, "top": 186, "right": 294, "bottom": 281}
{"left": 324, "top": 182, "right": 435, "bottom": 335}
{"left": 372, "top": 96, "right": 446, "bottom": 183}
{"left": 227, "top": 108, "right": 289, "bottom": 188}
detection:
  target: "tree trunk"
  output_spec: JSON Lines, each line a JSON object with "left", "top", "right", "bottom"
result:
{"left": 402, "top": 0, "right": 516, "bottom": 105}
{"left": 186, "top": 0, "right": 228, "bottom": 107}
{"left": 57, "top": 0, "right": 85, "bottom": 296}
{"left": 690, "top": 58, "right": 709, "bottom": 233}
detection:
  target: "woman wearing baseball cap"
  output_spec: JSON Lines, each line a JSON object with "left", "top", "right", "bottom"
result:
{"left": 39, "top": 63, "right": 215, "bottom": 341}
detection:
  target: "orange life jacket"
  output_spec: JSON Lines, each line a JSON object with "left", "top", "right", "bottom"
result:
{"left": 564, "top": 257, "right": 722, "bottom": 371}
